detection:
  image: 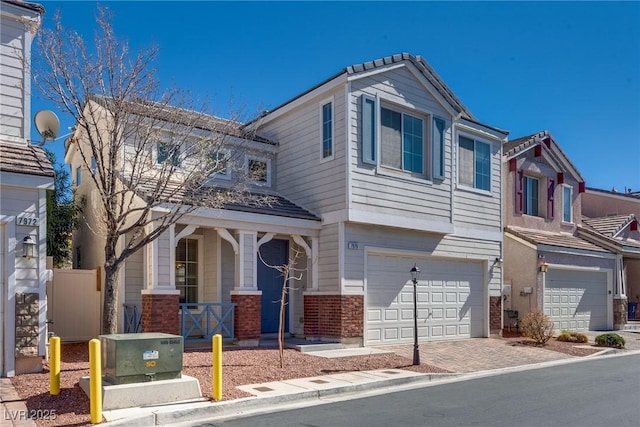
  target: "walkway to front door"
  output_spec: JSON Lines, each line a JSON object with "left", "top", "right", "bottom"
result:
{"left": 258, "top": 239, "right": 289, "bottom": 334}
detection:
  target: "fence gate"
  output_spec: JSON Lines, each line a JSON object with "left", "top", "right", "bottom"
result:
{"left": 47, "top": 268, "right": 101, "bottom": 342}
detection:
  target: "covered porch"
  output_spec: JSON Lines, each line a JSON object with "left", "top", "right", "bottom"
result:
{"left": 121, "top": 200, "right": 321, "bottom": 345}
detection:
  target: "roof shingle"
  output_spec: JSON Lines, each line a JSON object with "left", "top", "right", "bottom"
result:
{"left": 0, "top": 142, "right": 54, "bottom": 178}
{"left": 505, "top": 226, "right": 609, "bottom": 253}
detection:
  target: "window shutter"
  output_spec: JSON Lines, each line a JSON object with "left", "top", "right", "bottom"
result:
{"left": 432, "top": 117, "right": 445, "bottom": 179}
{"left": 361, "top": 95, "right": 376, "bottom": 165}
{"left": 516, "top": 170, "right": 523, "bottom": 214}
{"left": 547, "top": 178, "right": 555, "bottom": 219}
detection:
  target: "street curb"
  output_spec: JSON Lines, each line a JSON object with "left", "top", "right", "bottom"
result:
{"left": 103, "top": 373, "right": 458, "bottom": 426}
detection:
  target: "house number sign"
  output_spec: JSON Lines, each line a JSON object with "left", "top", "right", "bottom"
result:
{"left": 16, "top": 216, "right": 39, "bottom": 226}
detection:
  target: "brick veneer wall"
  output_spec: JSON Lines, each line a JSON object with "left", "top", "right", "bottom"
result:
{"left": 231, "top": 294, "right": 261, "bottom": 341}
{"left": 304, "top": 294, "right": 363, "bottom": 339}
{"left": 142, "top": 293, "right": 179, "bottom": 335}
{"left": 15, "top": 293, "right": 39, "bottom": 357}
{"left": 489, "top": 296, "right": 502, "bottom": 332}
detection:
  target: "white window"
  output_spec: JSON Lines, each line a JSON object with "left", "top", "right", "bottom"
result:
{"left": 523, "top": 176, "right": 540, "bottom": 216}
{"left": 563, "top": 185, "right": 573, "bottom": 223}
{"left": 246, "top": 155, "right": 271, "bottom": 187}
{"left": 321, "top": 100, "right": 333, "bottom": 159}
{"left": 361, "top": 95, "right": 442, "bottom": 181}
{"left": 91, "top": 157, "right": 97, "bottom": 174}
{"left": 157, "top": 141, "right": 179, "bottom": 166}
{"left": 75, "top": 166, "right": 81, "bottom": 186}
{"left": 176, "top": 238, "right": 199, "bottom": 304}
{"left": 459, "top": 135, "right": 490, "bottom": 191}
{"left": 210, "top": 150, "right": 231, "bottom": 180}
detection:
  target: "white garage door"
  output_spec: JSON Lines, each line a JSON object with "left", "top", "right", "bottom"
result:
{"left": 366, "top": 254, "right": 484, "bottom": 345}
{"left": 544, "top": 269, "right": 609, "bottom": 331}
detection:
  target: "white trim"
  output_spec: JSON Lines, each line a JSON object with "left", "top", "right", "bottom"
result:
{"left": 348, "top": 209, "right": 454, "bottom": 234}
{"left": 256, "top": 73, "right": 348, "bottom": 125}
{"left": 175, "top": 225, "right": 197, "bottom": 246}
{"left": 257, "top": 232, "right": 275, "bottom": 248}
{"left": 455, "top": 128, "right": 493, "bottom": 193}
{"left": 455, "top": 122, "right": 507, "bottom": 142}
{"left": 141, "top": 289, "right": 180, "bottom": 295}
{"left": 562, "top": 184, "right": 573, "bottom": 224}
{"left": 346, "top": 83, "right": 353, "bottom": 213}
{"left": 311, "top": 237, "right": 319, "bottom": 291}
{"left": 346, "top": 62, "right": 406, "bottom": 83}
{"left": 452, "top": 227, "right": 503, "bottom": 242}
{"left": 169, "top": 224, "right": 176, "bottom": 289}
{"left": 291, "top": 235, "right": 312, "bottom": 258}
{"left": 319, "top": 96, "right": 335, "bottom": 162}
{"left": 339, "top": 222, "right": 345, "bottom": 291}
{"left": 215, "top": 228, "right": 239, "bottom": 254}
{"left": 321, "top": 210, "right": 348, "bottom": 225}
{"left": 216, "top": 234, "right": 223, "bottom": 302}
{"left": 230, "top": 289, "right": 262, "bottom": 296}
{"left": 244, "top": 155, "right": 271, "bottom": 187}
{"left": 210, "top": 149, "right": 232, "bottom": 180}
{"left": 0, "top": 171, "right": 54, "bottom": 190}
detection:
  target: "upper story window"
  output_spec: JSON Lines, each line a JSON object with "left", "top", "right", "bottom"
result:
{"left": 321, "top": 100, "right": 333, "bottom": 159}
{"left": 91, "top": 157, "right": 97, "bottom": 174}
{"left": 157, "top": 141, "right": 180, "bottom": 166}
{"left": 361, "top": 95, "right": 445, "bottom": 181}
{"left": 75, "top": 165, "right": 81, "bottom": 186}
{"left": 563, "top": 185, "right": 573, "bottom": 223}
{"left": 523, "top": 176, "right": 540, "bottom": 216}
{"left": 458, "top": 135, "right": 490, "bottom": 191}
{"left": 246, "top": 155, "right": 271, "bottom": 187}
{"left": 210, "top": 150, "right": 231, "bottom": 180}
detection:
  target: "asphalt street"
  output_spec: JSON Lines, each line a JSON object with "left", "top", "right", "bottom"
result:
{"left": 190, "top": 353, "right": 640, "bottom": 427}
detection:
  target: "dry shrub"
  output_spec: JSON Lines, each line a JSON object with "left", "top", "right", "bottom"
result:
{"left": 520, "top": 309, "right": 554, "bottom": 345}
{"left": 557, "top": 331, "right": 588, "bottom": 343}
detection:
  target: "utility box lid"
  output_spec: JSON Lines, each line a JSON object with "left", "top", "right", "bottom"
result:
{"left": 100, "top": 333, "right": 183, "bottom": 385}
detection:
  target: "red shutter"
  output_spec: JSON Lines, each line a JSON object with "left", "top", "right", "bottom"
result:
{"left": 509, "top": 158, "right": 517, "bottom": 172}
{"left": 547, "top": 178, "right": 555, "bottom": 219}
{"left": 543, "top": 136, "right": 551, "bottom": 148}
{"left": 534, "top": 145, "right": 542, "bottom": 157}
{"left": 557, "top": 172, "right": 564, "bottom": 184}
{"left": 516, "top": 170, "right": 523, "bottom": 214}
{"left": 579, "top": 182, "right": 586, "bottom": 193}
{"left": 631, "top": 220, "right": 638, "bottom": 231}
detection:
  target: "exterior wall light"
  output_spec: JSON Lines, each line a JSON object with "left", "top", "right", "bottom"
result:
{"left": 22, "top": 235, "right": 37, "bottom": 259}
{"left": 410, "top": 263, "right": 421, "bottom": 366}
{"left": 539, "top": 261, "right": 549, "bottom": 273}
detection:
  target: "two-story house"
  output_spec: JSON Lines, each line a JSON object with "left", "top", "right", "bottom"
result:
{"left": 0, "top": 0, "right": 52, "bottom": 376}
{"left": 503, "top": 131, "right": 618, "bottom": 332}
{"left": 578, "top": 188, "right": 640, "bottom": 326}
{"left": 70, "top": 53, "right": 508, "bottom": 348}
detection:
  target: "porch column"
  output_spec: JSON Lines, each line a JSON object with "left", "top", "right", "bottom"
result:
{"left": 218, "top": 228, "right": 261, "bottom": 345}
{"left": 141, "top": 223, "right": 180, "bottom": 335}
{"left": 613, "top": 255, "right": 628, "bottom": 329}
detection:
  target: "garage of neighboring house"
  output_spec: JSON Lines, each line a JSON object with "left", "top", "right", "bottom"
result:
{"left": 544, "top": 268, "right": 611, "bottom": 331}
{"left": 365, "top": 253, "right": 485, "bottom": 345}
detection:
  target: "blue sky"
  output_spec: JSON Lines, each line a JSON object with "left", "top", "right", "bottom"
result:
{"left": 33, "top": 1, "right": 640, "bottom": 192}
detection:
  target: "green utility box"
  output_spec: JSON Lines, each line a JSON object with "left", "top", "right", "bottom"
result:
{"left": 100, "top": 333, "right": 183, "bottom": 385}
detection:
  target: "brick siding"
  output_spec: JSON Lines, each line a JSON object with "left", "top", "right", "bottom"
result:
{"left": 304, "top": 294, "right": 363, "bottom": 339}
{"left": 15, "top": 293, "right": 39, "bottom": 357}
{"left": 231, "top": 294, "right": 261, "bottom": 340}
{"left": 142, "top": 293, "right": 179, "bottom": 335}
{"left": 489, "top": 296, "right": 502, "bottom": 332}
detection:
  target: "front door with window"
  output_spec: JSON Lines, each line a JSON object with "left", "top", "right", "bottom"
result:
{"left": 257, "top": 239, "right": 289, "bottom": 334}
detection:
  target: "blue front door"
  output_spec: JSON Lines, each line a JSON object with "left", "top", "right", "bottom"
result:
{"left": 257, "top": 239, "right": 289, "bottom": 333}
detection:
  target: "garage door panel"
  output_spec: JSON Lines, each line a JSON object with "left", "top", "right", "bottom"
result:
{"left": 384, "top": 309, "right": 398, "bottom": 321}
{"left": 545, "top": 269, "right": 608, "bottom": 331}
{"left": 366, "top": 254, "right": 484, "bottom": 345}
{"left": 367, "top": 309, "right": 381, "bottom": 322}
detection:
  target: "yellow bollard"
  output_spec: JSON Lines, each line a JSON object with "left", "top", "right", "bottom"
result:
{"left": 49, "top": 336, "right": 60, "bottom": 395}
{"left": 89, "top": 338, "right": 102, "bottom": 424}
{"left": 212, "top": 334, "right": 222, "bottom": 401}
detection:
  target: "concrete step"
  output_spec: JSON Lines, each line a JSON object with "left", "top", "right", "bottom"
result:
{"left": 295, "top": 342, "right": 343, "bottom": 353}
{"left": 622, "top": 322, "right": 640, "bottom": 331}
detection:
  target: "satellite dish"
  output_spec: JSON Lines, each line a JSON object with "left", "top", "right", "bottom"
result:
{"left": 34, "top": 110, "right": 60, "bottom": 146}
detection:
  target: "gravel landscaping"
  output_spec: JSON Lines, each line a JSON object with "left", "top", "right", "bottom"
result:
{"left": 10, "top": 336, "right": 606, "bottom": 426}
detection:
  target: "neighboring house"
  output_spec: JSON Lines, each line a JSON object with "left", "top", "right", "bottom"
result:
{"left": 69, "top": 53, "right": 508, "bottom": 347}
{"left": 503, "top": 131, "right": 617, "bottom": 332}
{"left": 579, "top": 188, "right": 640, "bottom": 325}
{"left": 0, "top": 0, "right": 53, "bottom": 376}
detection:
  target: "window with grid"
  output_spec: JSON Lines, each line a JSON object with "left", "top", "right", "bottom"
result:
{"left": 322, "top": 102, "right": 333, "bottom": 158}
{"left": 176, "top": 238, "right": 198, "bottom": 304}
{"left": 523, "top": 176, "right": 540, "bottom": 216}
{"left": 563, "top": 185, "right": 573, "bottom": 222}
{"left": 381, "top": 106, "right": 425, "bottom": 175}
{"left": 459, "top": 136, "right": 490, "bottom": 191}
{"left": 157, "top": 141, "right": 179, "bottom": 166}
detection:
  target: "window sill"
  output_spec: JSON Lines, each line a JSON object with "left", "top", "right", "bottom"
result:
{"left": 320, "top": 153, "right": 335, "bottom": 164}
{"left": 456, "top": 184, "right": 493, "bottom": 197}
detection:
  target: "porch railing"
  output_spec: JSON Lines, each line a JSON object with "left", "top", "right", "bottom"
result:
{"left": 123, "top": 304, "right": 142, "bottom": 333}
{"left": 180, "top": 303, "right": 235, "bottom": 343}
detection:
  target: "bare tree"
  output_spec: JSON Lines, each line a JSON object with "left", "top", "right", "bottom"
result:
{"left": 34, "top": 7, "right": 269, "bottom": 334}
{"left": 259, "top": 246, "right": 305, "bottom": 368}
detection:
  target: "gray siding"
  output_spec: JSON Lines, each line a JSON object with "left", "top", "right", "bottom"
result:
{"left": 124, "top": 234, "right": 143, "bottom": 309}
{"left": 203, "top": 228, "right": 218, "bottom": 302}
{"left": 345, "top": 223, "right": 501, "bottom": 296}
{"left": 349, "top": 68, "right": 453, "bottom": 223}
{"left": 221, "top": 240, "right": 234, "bottom": 304}
{"left": 318, "top": 223, "right": 339, "bottom": 292}
{"left": 290, "top": 241, "right": 308, "bottom": 335}
{"left": 0, "top": 19, "right": 26, "bottom": 140}
{"left": 258, "top": 87, "right": 346, "bottom": 215}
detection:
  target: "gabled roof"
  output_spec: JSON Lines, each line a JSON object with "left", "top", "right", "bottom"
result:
{"left": 253, "top": 53, "right": 508, "bottom": 133}
{"left": 504, "top": 130, "right": 585, "bottom": 183}
{"left": 505, "top": 226, "right": 609, "bottom": 253}
{"left": 0, "top": 142, "right": 54, "bottom": 178}
{"left": 1, "top": 0, "right": 45, "bottom": 13}
{"left": 577, "top": 223, "right": 640, "bottom": 253}
{"left": 586, "top": 187, "right": 640, "bottom": 200}
{"left": 582, "top": 214, "right": 636, "bottom": 238}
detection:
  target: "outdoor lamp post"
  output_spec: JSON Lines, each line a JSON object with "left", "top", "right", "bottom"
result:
{"left": 410, "top": 263, "right": 421, "bottom": 366}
